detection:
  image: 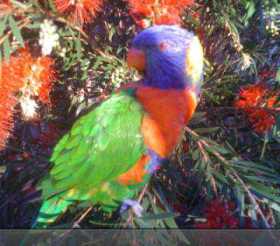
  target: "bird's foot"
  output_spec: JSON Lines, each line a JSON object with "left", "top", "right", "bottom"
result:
{"left": 120, "top": 199, "right": 143, "bottom": 217}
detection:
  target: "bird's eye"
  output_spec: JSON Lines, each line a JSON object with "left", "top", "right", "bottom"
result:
{"left": 159, "top": 42, "right": 168, "bottom": 51}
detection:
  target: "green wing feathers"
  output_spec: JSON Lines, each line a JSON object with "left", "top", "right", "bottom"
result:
{"left": 35, "top": 91, "right": 146, "bottom": 227}
{"left": 34, "top": 192, "right": 72, "bottom": 228}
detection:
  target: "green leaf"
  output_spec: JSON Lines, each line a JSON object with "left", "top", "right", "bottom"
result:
{"left": 48, "top": 0, "right": 57, "bottom": 12}
{"left": 245, "top": 175, "right": 280, "bottom": 185}
{"left": 232, "top": 160, "right": 276, "bottom": 175}
{"left": 235, "top": 186, "right": 245, "bottom": 216}
{"left": 8, "top": 16, "right": 24, "bottom": 47}
{"left": 140, "top": 212, "right": 175, "bottom": 221}
{"left": 272, "top": 117, "right": 280, "bottom": 143}
{"left": 163, "top": 216, "right": 178, "bottom": 229}
{"left": 249, "top": 181, "right": 280, "bottom": 203}
{"left": 3, "top": 38, "right": 11, "bottom": 61}
{"left": 206, "top": 144, "right": 231, "bottom": 155}
{"left": 242, "top": 1, "right": 256, "bottom": 25}
{"left": 276, "top": 68, "right": 280, "bottom": 84}
{"left": 191, "top": 149, "right": 200, "bottom": 161}
{"left": 26, "top": 23, "right": 41, "bottom": 29}
{"left": 212, "top": 171, "right": 229, "bottom": 185}
{"left": 0, "top": 15, "right": 8, "bottom": 37}
{"left": 74, "top": 34, "right": 82, "bottom": 59}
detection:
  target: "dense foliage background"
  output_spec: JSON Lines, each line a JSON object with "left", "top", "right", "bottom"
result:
{"left": 0, "top": 0, "right": 280, "bottom": 242}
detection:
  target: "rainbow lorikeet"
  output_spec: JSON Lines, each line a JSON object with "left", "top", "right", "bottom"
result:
{"left": 34, "top": 25, "right": 204, "bottom": 227}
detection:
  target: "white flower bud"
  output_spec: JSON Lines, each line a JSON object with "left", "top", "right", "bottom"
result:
{"left": 39, "top": 19, "right": 59, "bottom": 56}
{"left": 19, "top": 96, "right": 39, "bottom": 120}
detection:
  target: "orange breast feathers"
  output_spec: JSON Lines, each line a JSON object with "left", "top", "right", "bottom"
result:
{"left": 136, "top": 86, "right": 198, "bottom": 158}
{"left": 117, "top": 155, "right": 150, "bottom": 185}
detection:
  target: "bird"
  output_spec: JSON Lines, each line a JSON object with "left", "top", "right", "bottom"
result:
{"left": 34, "top": 25, "right": 204, "bottom": 228}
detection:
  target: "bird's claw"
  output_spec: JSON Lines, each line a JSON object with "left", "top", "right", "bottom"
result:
{"left": 120, "top": 199, "right": 143, "bottom": 217}
{"left": 72, "top": 222, "right": 81, "bottom": 228}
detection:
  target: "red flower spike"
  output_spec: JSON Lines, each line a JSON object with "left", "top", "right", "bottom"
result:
{"left": 249, "top": 109, "right": 276, "bottom": 134}
{"left": 0, "top": 94, "right": 17, "bottom": 150}
{"left": 234, "top": 83, "right": 267, "bottom": 110}
{"left": 0, "top": 48, "right": 32, "bottom": 150}
{"left": 267, "top": 95, "right": 278, "bottom": 109}
{"left": 0, "top": 0, "right": 13, "bottom": 16}
{"left": 154, "top": 14, "right": 181, "bottom": 25}
{"left": 54, "top": 0, "right": 103, "bottom": 26}
{"left": 234, "top": 83, "right": 277, "bottom": 134}
{"left": 12, "top": 47, "right": 56, "bottom": 105}
{"left": 196, "top": 199, "right": 239, "bottom": 229}
{"left": 127, "top": 0, "right": 194, "bottom": 27}
{"left": 0, "top": 47, "right": 56, "bottom": 149}
{"left": 35, "top": 56, "right": 56, "bottom": 104}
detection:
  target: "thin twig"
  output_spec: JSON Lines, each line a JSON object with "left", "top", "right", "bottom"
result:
{"left": 260, "top": 132, "right": 268, "bottom": 160}
{"left": 72, "top": 206, "right": 93, "bottom": 228}
{"left": 56, "top": 206, "right": 94, "bottom": 242}
{"left": 123, "top": 184, "right": 148, "bottom": 228}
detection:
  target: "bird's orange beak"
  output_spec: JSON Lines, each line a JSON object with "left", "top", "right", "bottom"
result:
{"left": 127, "top": 48, "right": 146, "bottom": 72}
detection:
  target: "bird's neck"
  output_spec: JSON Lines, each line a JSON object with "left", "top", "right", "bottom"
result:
{"left": 135, "top": 86, "right": 197, "bottom": 157}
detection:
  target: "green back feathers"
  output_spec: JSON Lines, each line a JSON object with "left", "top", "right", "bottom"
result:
{"left": 36, "top": 91, "right": 146, "bottom": 227}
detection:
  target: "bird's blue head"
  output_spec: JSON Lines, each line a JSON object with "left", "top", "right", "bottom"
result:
{"left": 127, "top": 25, "right": 203, "bottom": 93}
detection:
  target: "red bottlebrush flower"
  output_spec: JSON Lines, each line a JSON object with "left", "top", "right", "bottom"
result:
{"left": 0, "top": 48, "right": 31, "bottom": 92}
{"left": 234, "top": 83, "right": 267, "bottom": 109}
{"left": 18, "top": 51, "right": 56, "bottom": 119}
{"left": 0, "top": 48, "right": 32, "bottom": 150}
{"left": 196, "top": 198, "right": 239, "bottom": 229}
{"left": 0, "top": 92, "right": 17, "bottom": 150}
{"left": 154, "top": 14, "right": 181, "bottom": 25}
{"left": 16, "top": 48, "right": 55, "bottom": 101}
{"left": 0, "top": 0, "right": 13, "bottom": 17}
{"left": 127, "top": 0, "right": 194, "bottom": 27}
{"left": 54, "top": 0, "right": 103, "bottom": 26}
{"left": 248, "top": 109, "right": 276, "bottom": 134}
{"left": 0, "top": 47, "right": 56, "bottom": 149}
{"left": 234, "top": 83, "right": 277, "bottom": 133}
{"left": 267, "top": 95, "right": 278, "bottom": 109}
{"left": 31, "top": 56, "right": 56, "bottom": 104}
